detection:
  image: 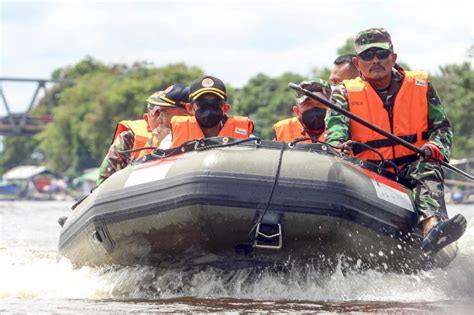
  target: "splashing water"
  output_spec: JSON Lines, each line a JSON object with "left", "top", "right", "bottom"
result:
{"left": 0, "top": 201, "right": 473, "bottom": 313}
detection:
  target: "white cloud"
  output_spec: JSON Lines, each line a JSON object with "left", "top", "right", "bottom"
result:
{"left": 1, "top": 0, "right": 473, "bottom": 114}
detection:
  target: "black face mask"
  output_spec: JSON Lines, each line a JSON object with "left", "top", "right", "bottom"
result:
{"left": 301, "top": 107, "right": 326, "bottom": 131}
{"left": 195, "top": 100, "right": 224, "bottom": 128}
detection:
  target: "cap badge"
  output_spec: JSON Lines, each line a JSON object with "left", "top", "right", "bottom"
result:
{"left": 202, "top": 78, "right": 214, "bottom": 88}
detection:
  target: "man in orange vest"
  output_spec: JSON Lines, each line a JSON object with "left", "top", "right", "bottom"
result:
{"left": 273, "top": 78, "right": 331, "bottom": 143}
{"left": 97, "top": 84, "right": 189, "bottom": 185}
{"left": 325, "top": 28, "right": 466, "bottom": 254}
{"left": 169, "top": 75, "right": 254, "bottom": 148}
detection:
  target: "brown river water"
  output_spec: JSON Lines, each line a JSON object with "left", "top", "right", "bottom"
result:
{"left": 1, "top": 201, "right": 473, "bottom": 314}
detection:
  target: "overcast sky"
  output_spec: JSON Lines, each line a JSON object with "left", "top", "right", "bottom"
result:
{"left": 1, "top": 0, "right": 473, "bottom": 114}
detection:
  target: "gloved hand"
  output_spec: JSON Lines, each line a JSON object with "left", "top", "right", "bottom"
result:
{"left": 420, "top": 142, "right": 444, "bottom": 162}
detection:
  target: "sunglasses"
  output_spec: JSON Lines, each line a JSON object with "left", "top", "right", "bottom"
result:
{"left": 358, "top": 49, "right": 392, "bottom": 61}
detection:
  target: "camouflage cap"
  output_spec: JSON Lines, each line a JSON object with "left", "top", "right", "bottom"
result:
{"left": 354, "top": 28, "right": 393, "bottom": 54}
{"left": 146, "top": 84, "right": 190, "bottom": 110}
{"left": 295, "top": 78, "right": 331, "bottom": 104}
{"left": 146, "top": 90, "right": 163, "bottom": 113}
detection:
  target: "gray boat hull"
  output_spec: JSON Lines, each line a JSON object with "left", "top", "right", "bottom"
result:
{"left": 58, "top": 139, "right": 456, "bottom": 272}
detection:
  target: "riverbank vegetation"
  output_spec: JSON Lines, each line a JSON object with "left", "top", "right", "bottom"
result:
{"left": 1, "top": 44, "right": 472, "bottom": 177}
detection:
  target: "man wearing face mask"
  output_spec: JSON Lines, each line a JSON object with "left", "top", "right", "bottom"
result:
{"left": 273, "top": 78, "right": 331, "bottom": 143}
{"left": 170, "top": 75, "right": 254, "bottom": 148}
{"left": 97, "top": 84, "right": 189, "bottom": 185}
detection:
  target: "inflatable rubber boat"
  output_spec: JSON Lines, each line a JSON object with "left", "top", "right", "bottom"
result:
{"left": 58, "top": 137, "right": 457, "bottom": 272}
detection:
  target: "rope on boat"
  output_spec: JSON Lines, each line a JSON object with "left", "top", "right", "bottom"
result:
{"left": 247, "top": 141, "right": 286, "bottom": 239}
{"left": 194, "top": 137, "right": 262, "bottom": 151}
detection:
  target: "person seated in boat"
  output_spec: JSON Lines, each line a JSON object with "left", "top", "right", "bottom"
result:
{"left": 97, "top": 84, "right": 189, "bottom": 185}
{"left": 167, "top": 75, "right": 254, "bottom": 148}
{"left": 324, "top": 28, "right": 466, "bottom": 255}
{"left": 329, "top": 54, "right": 359, "bottom": 88}
{"left": 273, "top": 78, "right": 331, "bottom": 143}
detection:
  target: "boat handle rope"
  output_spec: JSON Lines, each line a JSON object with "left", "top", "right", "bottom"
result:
{"left": 117, "top": 139, "right": 203, "bottom": 161}
{"left": 289, "top": 137, "right": 359, "bottom": 157}
{"left": 117, "top": 146, "right": 168, "bottom": 164}
{"left": 117, "top": 146, "right": 161, "bottom": 155}
{"left": 118, "top": 137, "right": 263, "bottom": 165}
{"left": 290, "top": 136, "right": 342, "bottom": 147}
{"left": 289, "top": 136, "right": 321, "bottom": 146}
{"left": 194, "top": 136, "right": 263, "bottom": 151}
{"left": 247, "top": 141, "right": 286, "bottom": 241}
{"left": 288, "top": 137, "right": 399, "bottom": 175}
{"left": 347, "top": 141, "right": 401, "bottom": 177}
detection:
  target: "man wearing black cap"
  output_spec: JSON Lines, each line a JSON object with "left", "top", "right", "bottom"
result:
{"left": 170, "top": 75, "right": 254, "bottom": 148}
{"left": 273, "top": 78, "right": 331, "bottom": 143}
{"left": 145, "top": 84, "right": 191, "bottom": 149}
{"left": 97, "top": 84, "right": 189, "bottom": 185}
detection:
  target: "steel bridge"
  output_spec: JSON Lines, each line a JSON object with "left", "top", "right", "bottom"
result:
{"left": 0, "top": 77, "right": 73, "bottom": 136}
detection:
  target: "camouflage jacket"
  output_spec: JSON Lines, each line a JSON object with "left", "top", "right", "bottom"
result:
{"left": 97, "top": 130, "right": 135, "bottom": 185}
{"left": 97, "top": 125, "right": 171, "bottom": 185}
{"left": 325, "top": 69, "right": 453, "bottom": 161}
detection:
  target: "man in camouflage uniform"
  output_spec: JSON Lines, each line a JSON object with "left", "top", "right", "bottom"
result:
{"left": 325, "top": 28, "right": 466, "bottom": 254}
{"left": 97, "top": 121, "right": 137, "bottom": 185}
{"left": 97, "top": 84, "right": 189, "bottom": 185}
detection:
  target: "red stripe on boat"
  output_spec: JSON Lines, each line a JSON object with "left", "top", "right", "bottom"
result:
{"left": 361, "top": 169, "right": 404, "bottom": 192}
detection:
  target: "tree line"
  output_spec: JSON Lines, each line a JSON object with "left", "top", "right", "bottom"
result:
{"left": 1, "top": 49, "right": 472, "bottom": 177}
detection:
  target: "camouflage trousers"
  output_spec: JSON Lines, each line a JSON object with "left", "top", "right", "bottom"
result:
{"left": 402, "top": 160, "right": 448, "bottom": 224}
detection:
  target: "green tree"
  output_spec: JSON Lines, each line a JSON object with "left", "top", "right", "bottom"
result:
{"left": 430, "top": 62, "right": 474, "bottom": 158}
{"left": 51, "top": 55, "right": 109, "bottom": 80}
{"left": 0, "top": 57, "right": 203, "bottom": 177}
{"left": 39, "top": 61, "right": 202, "bottom": 176}
{"left": 233, "top": 72, "right": 305, "bottom": 139}
{"left": 2, "top": 43, "right": 472, "bottom": 179}
{"left": 0, "top": 136, "right": 39, "bottom": 174}
{"left": 0, "top": 57, "right": 107, "bottom": 176}
{"left": 308, "top": 67, "right": 331, "bottom": 81}
{"left": 337, "top": 37, "right": 356, "bottom": 55}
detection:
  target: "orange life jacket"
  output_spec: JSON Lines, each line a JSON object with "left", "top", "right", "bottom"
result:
{"left": 112, "top": 120, "right": 153, "bottom": 159}
{"left": 170, "top": 116, "right": 254, "bottom": 148}
{"left": 273, "top": 117, "right": 325, "bottom": 143}
{"left": 345, "top": 71, "right": 429, "bottom": 167}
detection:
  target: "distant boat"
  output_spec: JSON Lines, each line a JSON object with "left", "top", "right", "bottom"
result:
{"left": 1, "top": 165, "right": 68, "bottom": 200}
{"left": 444, "top": 158, "right": 474, "bottom": 204}
{"left": 0, "top": 179, "right": 20, "bottom": 200}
